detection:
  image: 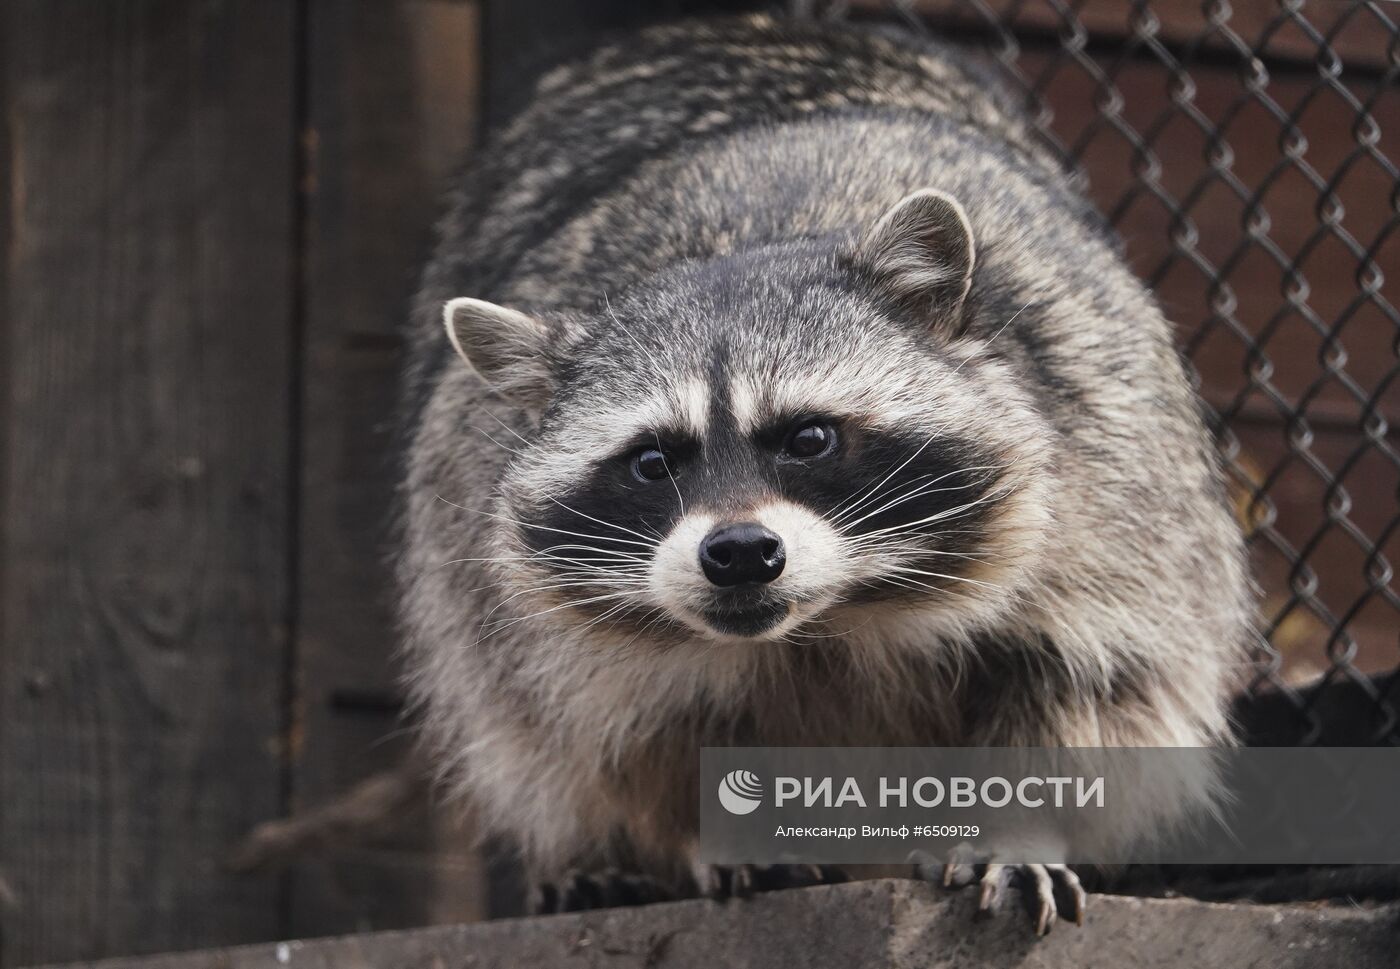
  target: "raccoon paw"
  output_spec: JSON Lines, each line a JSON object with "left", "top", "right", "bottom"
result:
{"left": 529, "top": 869, "right": 673, "bottom": 914}
{"left": 693, "top": 863, "right": 849, "bottom": 900}
{"left": 915, "top": 857, "right": 1085, "bottom": 936}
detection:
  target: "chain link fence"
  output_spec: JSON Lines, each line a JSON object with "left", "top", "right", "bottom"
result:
{"left": 789, "top": 0, "right": 1400, "bottom": 744}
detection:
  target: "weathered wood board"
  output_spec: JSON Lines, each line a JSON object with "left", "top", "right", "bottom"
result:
{"left": 0, "top": 1, "right": 297, "bottom": 963}
{"left": 42, "top": 882, "right": 1400, "bottom": 969}
{"left": 290, "top": 0, "right": 484, "bottom": 938}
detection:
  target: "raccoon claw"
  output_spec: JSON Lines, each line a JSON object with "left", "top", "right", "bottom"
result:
{"left": 693, "top": 863, "right": 847, "bottom": 900}
{"left": 916, "top": 857, "right": 1085, "bottom": 935}
{"left": 974, "top": 862, "right": 1016, "bottom": 918}
{"left": 1050, "top": 863, "right": 1087, "bottom": 927}
{"left": 910, "top": 845, "right": 977, "bottom": 889}
{"left": 1003, "top": 862, "right": 1084, "bottom": 934}
{"left": 530, "top": 869, "right": 672, "bottom": 914}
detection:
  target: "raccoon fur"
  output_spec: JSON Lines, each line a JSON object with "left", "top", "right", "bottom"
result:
{"left": 397, "top": 13, "right": 1251, "bottom": 929}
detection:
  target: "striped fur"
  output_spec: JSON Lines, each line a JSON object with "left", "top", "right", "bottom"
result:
{"left": 398, "top": 14, "right": 1251, "bottom": 890}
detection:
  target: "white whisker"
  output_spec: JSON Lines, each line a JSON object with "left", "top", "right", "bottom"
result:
{"left": 603, "top": 291, "right": 667, "bottom": 379}
{"left": 548, "top": 496, "right": 660, "bottom": 546}
{"left": 434, "top": 495, "right": 657, "bottom": 550}
{"left": 465, "top": 424, "right": 525, "bottom": 457}
{"left": 835, "top": 466, "right": 1003, "bottom": 532}
{"left": 480, "top": 406, "right": 534, "bottom": 449}
{"left": 848, "top": 488, "right": 1015, "bottom": 542}
{"left": 482, "top": 590, "right": 642, "bottom": 636}
{"left": 653, "top": 429, "right": 686, "bottom": 517}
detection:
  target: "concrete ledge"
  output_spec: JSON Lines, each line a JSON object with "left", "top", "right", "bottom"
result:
{"left": 62, "top": 880, "right": 1400, "bottom": 969}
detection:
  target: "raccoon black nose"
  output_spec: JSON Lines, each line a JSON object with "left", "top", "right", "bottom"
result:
{"left": 699, "top": 523, "right": 786, "bottom": 587}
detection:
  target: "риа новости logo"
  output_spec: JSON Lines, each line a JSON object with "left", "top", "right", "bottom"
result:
{"left": 718, "top": 769, "right": 764, "bottom": 815}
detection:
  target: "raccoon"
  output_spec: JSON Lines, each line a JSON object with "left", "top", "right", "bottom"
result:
{"left": 398, "top": 14, "right": 1251, "bottom": 933}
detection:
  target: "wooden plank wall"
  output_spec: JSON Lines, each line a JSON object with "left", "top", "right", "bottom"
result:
{"left": 0, "top": 1, "right": 482, "bottom": 964}
{"left": 0, "top": 3, "right": 297, "bottom": 964}
{"left": 292, "top": 0, "right": 482, "bottom": 938}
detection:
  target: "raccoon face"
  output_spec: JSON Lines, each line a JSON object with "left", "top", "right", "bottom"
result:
{"left": 444, "top": 191, "right": 1053, "bottom": 646}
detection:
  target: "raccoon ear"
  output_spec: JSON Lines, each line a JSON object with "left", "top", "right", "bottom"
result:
{"left": 443, "top": 297, "right": 554, "bottom": 404}
{"left": 853, "top": 189, "right": 975, "bottom": 332}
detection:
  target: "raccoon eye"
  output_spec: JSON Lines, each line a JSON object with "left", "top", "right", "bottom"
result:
{"left": 784, "top": 420, "right": 837, "bottom": 459}
{"left": 632, "top": 447, "right": 673, "bottom": 482}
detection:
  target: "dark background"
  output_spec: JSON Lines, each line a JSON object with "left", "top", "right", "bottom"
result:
{"left": 1, "top": 0, "right": 1395, "bottom": 965}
